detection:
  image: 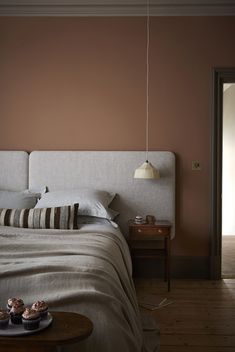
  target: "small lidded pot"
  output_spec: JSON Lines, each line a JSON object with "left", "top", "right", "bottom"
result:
{"left": 146, "top": 215, "right": 156, "bottom": 224}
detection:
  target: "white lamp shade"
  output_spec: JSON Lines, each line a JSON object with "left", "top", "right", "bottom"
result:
{"left": 134, "top": 161, "right": 160, "bottom": 179}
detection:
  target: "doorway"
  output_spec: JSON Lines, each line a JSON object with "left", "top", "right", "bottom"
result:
{"left": 211, "top": 69, "right": 235, "bottom": 279}
{"left": 222, "top": 83, "right": 235, "bottom": 277}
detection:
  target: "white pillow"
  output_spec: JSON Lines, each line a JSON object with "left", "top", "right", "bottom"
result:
{"left": 0, "top": 190, "right": 40, "bottom": 209}
{"left": 35, "top": 188, "right": 118, "bottom": 220}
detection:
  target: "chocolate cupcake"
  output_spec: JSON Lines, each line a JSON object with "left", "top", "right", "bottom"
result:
{"left": 0, "top": 309, "right": 10, "bottom": 329}
{"left": 22, "top": 308, "right": 41, "bottom": 330}
{"left": 31, "top": 301, "right": 48, "bottom": 320}
{"left": 10, "top": 301, "right": 24, "bottom": 324}
{"left": 7, "top": 298, "right": 24, "bottom": 312}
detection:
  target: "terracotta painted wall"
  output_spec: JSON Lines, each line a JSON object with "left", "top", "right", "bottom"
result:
{"left": 1, "top": 16, "right": 235, "bottom": 258}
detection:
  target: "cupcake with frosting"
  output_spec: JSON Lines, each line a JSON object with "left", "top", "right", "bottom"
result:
{"left": 7, "top": 298, "right": 24, "bottom": 312}
{"left": 22, "top": 308, "right": 41, "bottom": 330}
{"left": 31, "top": 300, "right": 48, "bottom": 319}
{"left": 10, "top": 301, "right": 25, "bottom": 324}
{"left": 0, "top": 309, "right": 10, "bottom": 329}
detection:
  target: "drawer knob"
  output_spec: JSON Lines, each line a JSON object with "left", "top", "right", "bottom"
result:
{"left": 138, "top": 229, "right": 142, "bottom": 233}
{"left": 158, "top": 229, "right": 163, "bottom": 233}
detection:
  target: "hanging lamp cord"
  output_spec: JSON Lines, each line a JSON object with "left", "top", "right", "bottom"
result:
{"left": 146, "top": 0, "right": 150, "bottom": 162}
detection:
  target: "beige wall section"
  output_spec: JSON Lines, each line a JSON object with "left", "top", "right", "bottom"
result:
{"left": 223, "top": 84, "right": 235, "bottom": 236}
{"left": 1, "top": 17, "right": 235, "bottom": 257}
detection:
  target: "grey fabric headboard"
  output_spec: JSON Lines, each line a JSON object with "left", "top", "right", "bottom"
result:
{"left": 0, "top": 150, "right": 175, "bottom": 237}
{"left": 29, "top": 151, "right": 175, "bottom": 237}
{"left": 0, "top": 151, "right": 28, "bottom": 191}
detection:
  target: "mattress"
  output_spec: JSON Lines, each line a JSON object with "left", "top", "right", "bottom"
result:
{"left": 0, "top": 220, "right": 153, "bottom": 351}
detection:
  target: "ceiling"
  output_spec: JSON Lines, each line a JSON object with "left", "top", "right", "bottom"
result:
{"left": 0, "top": 0, "right": 235, "bottom": 16}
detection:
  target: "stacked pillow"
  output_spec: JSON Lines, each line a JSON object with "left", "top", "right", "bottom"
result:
{"left": 35, "top": 188, "right": 118, "bottom": 220}
{"left": 0, "top": 190, "right": 40, "bottom": 209}
{"left": 0, "top": 188, "right": 118, "bottom": 229}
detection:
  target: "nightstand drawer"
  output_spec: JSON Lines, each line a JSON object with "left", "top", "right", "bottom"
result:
{"left": 129, "top": 226, "right": 170, "bottom": 240}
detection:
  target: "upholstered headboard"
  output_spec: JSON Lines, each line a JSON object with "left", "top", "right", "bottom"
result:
{"left": 0, "top": 150, "right": 175, "bottom": 236}
{"left": 29, "top": 151, "right": 175, "bottom": 237}
{"left": 0, "top": 151, "right": 28, "bottom": 191}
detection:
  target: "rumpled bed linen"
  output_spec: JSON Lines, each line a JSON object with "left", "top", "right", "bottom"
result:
{"left": 0, "top": 223, "right": 143, "bottom": 351}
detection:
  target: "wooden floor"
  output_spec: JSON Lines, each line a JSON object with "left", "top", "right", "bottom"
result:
{"left": 134, "top": 279, "right": 235, "bottom": 352}
{"left": 222, "top": 235, "right": 235, "bottom": 278}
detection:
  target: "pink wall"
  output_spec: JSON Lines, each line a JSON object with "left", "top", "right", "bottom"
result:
{"left": 1, "top": 16, "right": 235, "bottom": 257}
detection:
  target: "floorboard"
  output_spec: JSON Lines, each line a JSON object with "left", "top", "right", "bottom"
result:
{"left": 135, "top": 279, "right": 235, "bottom": 352}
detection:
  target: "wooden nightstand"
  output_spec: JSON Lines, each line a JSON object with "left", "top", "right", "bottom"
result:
{"left": 128, "top": 220, "right": 172, "bottom": 291}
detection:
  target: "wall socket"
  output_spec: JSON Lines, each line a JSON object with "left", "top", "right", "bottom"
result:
{"left": 192, "top": 161, "right": 201, "bottom": 170}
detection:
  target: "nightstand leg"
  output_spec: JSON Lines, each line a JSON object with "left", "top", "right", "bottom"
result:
{"left": 164, "top": 237, "right": 168, "bottom": 282}
{"left": 166, "top": 235, "right": 171, "bottom": 291}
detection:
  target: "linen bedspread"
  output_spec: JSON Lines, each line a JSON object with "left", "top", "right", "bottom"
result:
{"left": 0, "top": 225, "right": 143, "bottom": 351}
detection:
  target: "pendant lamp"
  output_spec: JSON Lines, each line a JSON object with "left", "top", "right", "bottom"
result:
{"left": 134, "top": 0, "right": 160, "bottom": 180}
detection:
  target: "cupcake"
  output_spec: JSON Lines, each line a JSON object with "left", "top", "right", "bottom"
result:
{"left": 0, "top": 309, "right": 10, "bottom": 329}
{"left": 7, "top": 298, "right": 24, "bottom": 312}
{"left": 31, "top": 301, "right": 48, "bottom": 319}
{"left": 22, "top": 308, "right": 41, "bottom": 330}
{"left": 10, "top": 301, "right": 25, "bottom": 324}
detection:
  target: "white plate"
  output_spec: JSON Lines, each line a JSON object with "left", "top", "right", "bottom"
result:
{"left": 0, "top": 313, "right": 53, "bottom": 336}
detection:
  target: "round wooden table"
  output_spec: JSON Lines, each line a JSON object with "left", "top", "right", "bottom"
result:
{"left": 0, "top": 311, "right": 93, "bottom": 352}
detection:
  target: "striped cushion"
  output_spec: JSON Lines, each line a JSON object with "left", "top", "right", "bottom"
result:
{"left": 0, "top": 204, "right": 78, "bottom": 229}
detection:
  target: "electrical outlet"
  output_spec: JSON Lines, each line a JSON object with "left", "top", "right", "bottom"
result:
{"left": 192, "top": 161, "right": 201, "bottom": 170}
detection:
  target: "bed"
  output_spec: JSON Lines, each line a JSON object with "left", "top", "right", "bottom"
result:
{"left": 0, "top": 151, "right": 175, "bottom": 352}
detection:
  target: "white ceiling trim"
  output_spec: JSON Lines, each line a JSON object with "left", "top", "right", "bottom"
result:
{"left": 0, "top": 0, "right": 235, "bottom": 16}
